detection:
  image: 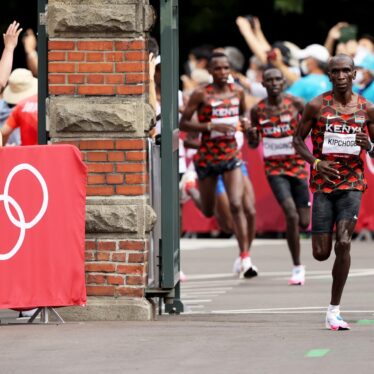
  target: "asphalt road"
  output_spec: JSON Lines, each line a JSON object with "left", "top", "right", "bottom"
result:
{"left": 0, "top": 238, "right": 373, "bottom": 374}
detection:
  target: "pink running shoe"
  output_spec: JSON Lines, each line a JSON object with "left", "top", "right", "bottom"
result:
{"left": 288, "top": 265, "right": 305, "bottom": 285}
{"left": 325, "top": 310, "right": 350, "bottom": 331}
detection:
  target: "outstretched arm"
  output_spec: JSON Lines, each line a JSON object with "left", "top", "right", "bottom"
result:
{"left": 324, "top": 22, "right": 349, "bottom": 56}
{"left": 22, "top": 28, "right": 38, "bottom": 77}
{"left": 0, "top": 21, "right": 22, "bottom": 91}
{"left": 236, "top": 16, "right": 267, "bottom": 65}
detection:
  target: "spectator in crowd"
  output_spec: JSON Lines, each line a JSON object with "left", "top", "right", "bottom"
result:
{"left": 353, "top": 52, "right": 374, "bottom": 102}
{"left": 1, "top": 68, "right": 38, "bottom": 145}
{"left": 235, "top": 16, "right": 301, "bottom": 85}
{"left": 22, "top": 28, "right": 38, "bottom": 77}
{"left": 286, "top": 44, "right": 331, "bottom": 102}
{"left": 0, "top": 21, "right": 23, "bottom": 146}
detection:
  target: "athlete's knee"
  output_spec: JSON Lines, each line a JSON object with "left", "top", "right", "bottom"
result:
{"left": 312, "top": 241, "right": 330, "bottom": 261}
{"left": 229, "top": 200, "right": 243, "bottom": 216}
{"left": 244, "top": 205, "right": 256, "bottom": 220}
{"left": 313, "top": 248, "right": 330, "bottom": 262}
{"left": 284, "top": 209, "right": 299, "bottom": 226}
{"left": 299, "top": 216, "right": 310, "bottom": 230}
{"left": 201, "top": 206, "right": 215, "bottom": 218}
{"left": 335, "top": 238, "right": 351, "bottom": 256}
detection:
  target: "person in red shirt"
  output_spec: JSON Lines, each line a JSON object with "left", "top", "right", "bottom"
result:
{"left": 294, "top": 54, "right": 374, "bottom": 330}
{"left": 1, "top": 68, "right": 37, "bottom": 145}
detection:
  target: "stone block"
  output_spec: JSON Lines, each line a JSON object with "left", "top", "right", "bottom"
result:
{"left": 47, "top": 1, "right": 155, "bottom": 37}
{"left": 48, "top": 97, "right": 155, "bottom": 137}
{"left": 58, "top": 297, "right": 154, "bottom": 321}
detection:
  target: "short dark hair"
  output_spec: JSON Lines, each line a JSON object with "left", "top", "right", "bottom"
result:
{"left": 148, "top": 37, "right": 159, "bottom": 56}
{"left": 191, "top": 45, "right": 213, "bottom": 61}
{"left": 208, "top": 52, "right": 228, "bottom": 65}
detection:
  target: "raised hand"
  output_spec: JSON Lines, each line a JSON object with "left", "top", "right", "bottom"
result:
{"left": 3, "top": 21, "right": 22, "bottom": 50}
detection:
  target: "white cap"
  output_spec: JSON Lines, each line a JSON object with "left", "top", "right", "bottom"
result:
{"left": 295, "top": 44, "right": 330, "bottom": 63}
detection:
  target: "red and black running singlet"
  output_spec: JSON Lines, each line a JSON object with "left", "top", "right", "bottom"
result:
{"left": 252, "top": 94, "right": 307, "bottom": 179}
{"left": 310, "top": 91, "right": 368, "bottom": 193}
{"left": 194, "top": 83, "right": 240, "bottom": 168}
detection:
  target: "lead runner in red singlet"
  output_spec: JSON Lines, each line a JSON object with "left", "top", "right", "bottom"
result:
{"left": 180, "top": 52, "right": 257, "bottom": 278}
{"left": 294, "top": 54, "right": 374, "bottom": 331}
{"left": 249, "top": 67, "right": 309, "bottom": 286}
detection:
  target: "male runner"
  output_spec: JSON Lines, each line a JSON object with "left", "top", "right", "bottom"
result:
{"left": 294, "top": 54, "right": 374, "bottom": 330}
{"left": 180, "top": 52, "right": 257, "bottom": 278}
{"left": 248, "top": 67, "right": 310, "bottom": 285}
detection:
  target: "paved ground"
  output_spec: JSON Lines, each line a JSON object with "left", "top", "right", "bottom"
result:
{"left": 1, "top": 238, "right": 374, "bottom": 373}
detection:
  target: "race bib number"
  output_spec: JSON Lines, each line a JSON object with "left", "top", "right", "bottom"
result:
{"left": 322, "top": 132, "right": 360, "bottom": 156}
{"left": 210, "top": 116, "right": 238, "bottom": 139}
{"left": 263, "top": 136, "right": 295, "bottom": 158}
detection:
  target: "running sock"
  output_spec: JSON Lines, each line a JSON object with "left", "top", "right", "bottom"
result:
{"left": 328, "top": 304, "right": 340, "bottom": 313}
{"left": 185, "top": 180, "right": 196, "bottom": 194}
{"left": 240, "top": 251, "right": 250, "bottom": 259}
{"left": 293, "top": 265, "right": 304, "bottom": 270}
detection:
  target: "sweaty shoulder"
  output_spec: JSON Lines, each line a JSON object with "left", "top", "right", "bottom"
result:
{"left": 307, "top": 92, "right": 324, "bottom": 111}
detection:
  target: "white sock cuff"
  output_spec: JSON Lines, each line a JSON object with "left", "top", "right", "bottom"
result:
{"left": 328, "top": 304, "right": 340, "bottom": 312}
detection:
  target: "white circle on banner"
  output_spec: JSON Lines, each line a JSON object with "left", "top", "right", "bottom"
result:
{"left": 0, "top": 163, "right": 48, "bottom": 261}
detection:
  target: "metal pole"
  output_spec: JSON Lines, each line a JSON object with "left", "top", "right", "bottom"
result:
{"left": 37, "top": 0, "right": 47, "bottom": 145}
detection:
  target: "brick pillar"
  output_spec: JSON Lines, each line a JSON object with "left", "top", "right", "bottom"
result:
{"left": 47, "top": 0, "right": 156, "bottom": 320}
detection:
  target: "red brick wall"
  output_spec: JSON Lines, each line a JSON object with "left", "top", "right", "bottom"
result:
{"left": 85, "top": 239, "right": 148, "bottom": 297}
{"left": 49, "top": 38, "right": 150, "bottom": 298}
{"left": 48, "top": 39, "right": 147, "bottom": 96}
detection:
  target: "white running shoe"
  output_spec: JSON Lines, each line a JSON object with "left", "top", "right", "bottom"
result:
{"left": 288, "top": 265, "right": 305, "bottom": 285}
{"left": 233, "top": 257, "right": 242, "bottom": 275}
{"left": 179, "top": 270, "right": 187, "bottom": 282}
{"left": 234, "top": 256, "right": 258, "bottom": 278}
{"left": 325, "top": 309, "right": 350, "bottom": 331}
{"left": 179, "top": 170, "right": 197, "bottom": 204}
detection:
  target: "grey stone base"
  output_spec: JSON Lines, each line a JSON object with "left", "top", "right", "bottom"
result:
{"left": 58, "top": 297, "right": 155, "bottom": 321}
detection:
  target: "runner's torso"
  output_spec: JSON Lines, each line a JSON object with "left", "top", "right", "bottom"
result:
{"left": 311, "top": 91, "right": 368, "bottom": 193}
{"left": 194, "top": 83, "right": 240, "bottom": 167}
{"left": 253, "top": 94, "right": 307, "bottom": 179}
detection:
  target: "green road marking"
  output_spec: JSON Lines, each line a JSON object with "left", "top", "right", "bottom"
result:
{"left": 305, "top": 349, "right": 330, "bottom": 358}
{"left": 357, "top": 319, "right": 374, "bottom": 325}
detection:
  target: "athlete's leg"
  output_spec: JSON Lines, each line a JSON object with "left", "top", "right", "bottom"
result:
{"left": 242, "top": 174, "right": 256, "bottom": 249}
{"left": 311, "top": 192, "right": 335, "bottom": 261}
{"left": 198, "top": 175, "right": 219, "bottom": 217}
{"left": 292, "top": 177, "right": 311, "bottom": 231}
{"left": 331, "top": 219, "right": 355, "bottom": 305}
{"left": 268, "top": 176, "right": 301, "bottom": 265}
{"left": 330, "top": 191, "right": 362, "bottom": 305}
{"left": 279, "top": 197, "right": 302, "bottom": 265}
{"left": 222, "top": 166, "right": 248, "bottom": 254}
{"left": 214, "top": 190, "right": 233, "bottom": 234}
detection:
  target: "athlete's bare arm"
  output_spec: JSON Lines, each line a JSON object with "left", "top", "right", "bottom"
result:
{"left": 179, "top": 87, "right": 235, "bottom": 135}
{"left": 356, "top": 101, "right": 374, "bottom": 157}
{"left": 247, "top": 106, "right": 261, "bottom": 148}
{"left": 292, "top": 96, "right": 305, "bottom": 116}
{"left": 238, "top": 86, "right": 250, "bottom": 131}
{"left": 293, "top": 96, "right": 340, "bottom": 182}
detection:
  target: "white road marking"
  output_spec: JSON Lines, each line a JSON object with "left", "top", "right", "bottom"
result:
{"left": 180, "top": 238, "right": 293, "bottom": 251}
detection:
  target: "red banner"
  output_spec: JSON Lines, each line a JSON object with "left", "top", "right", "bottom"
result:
{"left": 182, "top": 144, "right": 374, "bottom": 233}
{"left": 0, "top": 145, "right": 87, "bottom": 309}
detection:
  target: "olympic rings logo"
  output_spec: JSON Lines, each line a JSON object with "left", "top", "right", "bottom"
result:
{"left": 0, "top": 164, "right": 48, "bottom": 261}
